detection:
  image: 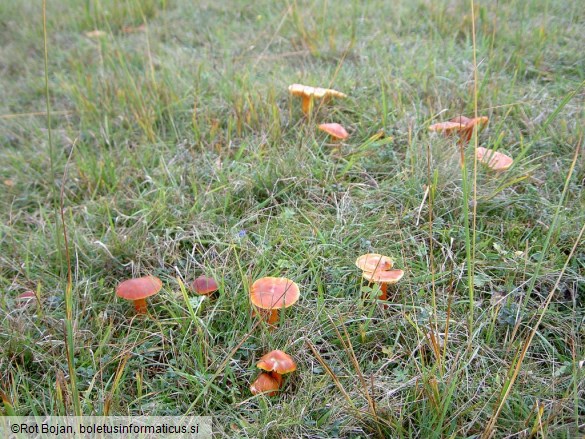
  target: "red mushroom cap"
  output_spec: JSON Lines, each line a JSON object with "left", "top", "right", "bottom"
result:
{"left": 256, "top": 350, "right": 297, "bottom": 374}
{"left": 116, "top": 276, "right": 162, "bottom": 301}
{"left": 250, "top": 277, "right": 300, "bottom": 310}
{"left": 250, "top": 372, "right": 280, "bottom": 396}
{"left": 191, "top": 275, "right": 219, "bottom": 296}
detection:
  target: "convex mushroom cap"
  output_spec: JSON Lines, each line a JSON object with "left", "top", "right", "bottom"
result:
{"left": 250, "top": 372, "right": 280, "bottom": 396}
{"left": 250, "top": 277, "right": 300, "bottom": 325}
{"left": 251, "top": 350, "right": 297, "bottom": 396}
{"left": 288, "top": 83, "right": 347, "bottom": 115}
{"left": 318, "top": 123, "right": 349, "bottom": 141}
{"left": 191, "top": 275, "right": 219, "bottom": 296}
{"left": 116, "top": 275, "right": 162, "bottom": 314}
{"left": 256, "top": 350, "right": 297, "bottom": 375}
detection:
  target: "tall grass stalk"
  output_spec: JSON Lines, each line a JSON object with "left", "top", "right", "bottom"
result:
{"left": 461, "top": 0, "right": 480, "bottom": 341}
{"left": 426, "top": 143, "right": 441, "bottom": 373}
{"left": 43, "top": 0, "right": 81, "bottom": 416}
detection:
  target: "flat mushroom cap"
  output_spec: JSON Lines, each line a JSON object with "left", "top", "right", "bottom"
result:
{"left": 250, "top": 277, "right": 300, "bottom": 310}
{"left": 476, "top": 147, "right": 513, "bottom": 171}
{"left": 429, "top": 121, "right": 466, "bottom": 134}
{"left": 116, "top": 276, "right": 162, "bottom": 301}
{"left": 257, "top": 350, "right": 297, "bottom": 374}
{"left": 289, "top": 83, "right": 312, "bottom": 97}
{"left": 362, "top": 269, "right": 405, "bottom": 284}
{"left": 288, "top": 84, "right": 347, "bottom": 99}
{"left": 449, "top": 115, "right": 472, "bottom": 125}
{"left": 250, "top": 372, "right": 280, "bottom": 396}
{"left": 191, "top": 275, "right": 219, "bottom": 296}
{"left": 318, "top": 123, "right": 349, "bottom": 140}
{"left": 355, "top": 253, "right": 394, "bottom": 273}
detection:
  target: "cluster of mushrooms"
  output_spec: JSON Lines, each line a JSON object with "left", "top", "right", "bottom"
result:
{"left": 115, "top": 253, "right": 403, "bottom": 397}
{"left": 288, "top": 83, "right": 513, "bottom": 171}
{"left": 429, "top": 115, "right": 514, "bottom": 171}
{"left": 288, "top": 84, "right": 350, "bottom": 142}
{"left": 113, "top": 82, "right": 513, "bottom": 398}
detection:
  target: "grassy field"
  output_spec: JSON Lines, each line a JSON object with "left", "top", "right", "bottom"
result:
{"left": 1, "top": 0, "right": 584, "bottom": 437}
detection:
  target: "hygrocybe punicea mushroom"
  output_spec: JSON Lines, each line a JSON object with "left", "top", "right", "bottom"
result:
{"left": 116, "top": 275, "right": 162, "bottom": 314}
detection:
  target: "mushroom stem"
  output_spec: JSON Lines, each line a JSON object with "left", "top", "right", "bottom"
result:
{"left": 133, "top": 298, "right": 148, "bottom": 314}
{"left": 252, "top": 307, "right": 280, "bottom": 326}
{"left": 267, "top": 309, "right": 279, "bottom": 325}
{"left": 379, "top": 283, "right": 388, "bottom": 301}
{"left": 301, "top": 96, "right": 312, "bottom": 115}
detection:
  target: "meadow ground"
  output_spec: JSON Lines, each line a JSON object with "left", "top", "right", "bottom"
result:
{"left": 0, "top": 0, "right": 584, "bottom": 437}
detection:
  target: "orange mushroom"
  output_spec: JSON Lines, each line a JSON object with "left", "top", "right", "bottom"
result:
{"left": 318, "top": 123, "right": 349, "bottom": 141}
{"left": 256, "top": 350, "right": 297, "bottom": 376}
{"left": 356, "top": 253, "right": 404, "bottom": 301}
{"left": 191, "top": 275, "right": 219, "bottom": 296}
{"left": 250, "top": 277, "right": 300, "bottom": 325}
{"left": 476, "top": 147, "right": 513, "bottom": 171}
{"left": 430, "top": 115, "right": 489, "bottom": 144}
{"left": 288, "top": 84, "right": 347, "bottom": 115}
{"left": 428, "top": 121, "right": 466, "bottom": 136}
{"left": 250, "top": 372, "right": 280, "bottom": 396}
{"left": 355, "top": 253, "right": 394, "bottom": 273}
{"left": 362, "top": 269, "right": 405, "bottom": 301}
{"left": 449, "top": 115, "right": 471, "bottom": 125}
{"left": 116, "top": 276, "right": 162, "bottom": 314}
{"left": 256, "top": 350, "right": 296, "bottom": 391}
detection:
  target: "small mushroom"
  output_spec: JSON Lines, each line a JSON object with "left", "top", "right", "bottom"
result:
{"left": 257, "top": 350, "right": 297, "bottom": 376}
{"left": 318, "top": 123, "right": 349, "bottom": 141}
{"left": 430, "top": 115, "right": 488, "bottom": 144}
{"left": 191, "top": 275, "right": 219, "bottom": 296}
{"left": 250, "top": 372, "right": 280, "bottom": 397}
{"left": 288, "top": 84, "right": 347, "bottom": 115}
{"left": 250, "top": 277, "right": 300, "bottom": 325}
{"left": 428, "top": 121, "right": 466, "bottom": 136}
{"left": 356, "top": 253, "right": 403, "bottom": 302}
{"left": 362, "top": 269, "right": 405, "bottom": 301}
{"left": 256, "top": 350, "right": 297, "bottom": 390}
{"left": 355, "top": 253, "right": 394, "bottom": 273}
{"left": 116, "top": 276, "right": 162, "bottom": 314}
{"left": 476, "top": 147, "right": 513, "bottom": 171}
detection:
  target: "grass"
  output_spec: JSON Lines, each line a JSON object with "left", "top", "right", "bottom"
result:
{"left": 1, "top": 0, "right": 584, "bottom": 437}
